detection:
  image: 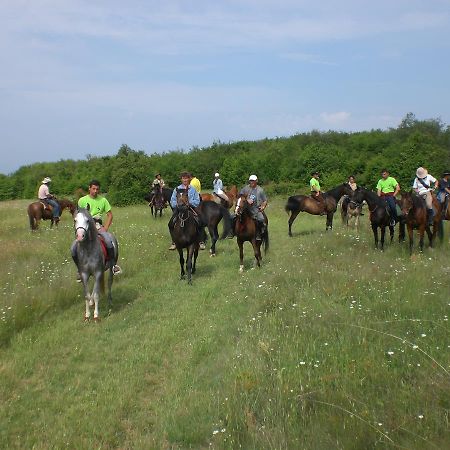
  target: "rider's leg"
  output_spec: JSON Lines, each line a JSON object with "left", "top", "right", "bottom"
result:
{"left": 386, "top": 196, "right": 397, "bottom": 225}
{"left": 255, "top": 211, "right": 266, "bottom": 240}
{"left": 48, "top": 198, "right": 60, "bottom": 218}
{"left": 423, "top": 192, "right": 434, "bottom": 225}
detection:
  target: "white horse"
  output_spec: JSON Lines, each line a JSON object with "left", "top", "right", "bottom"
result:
{"left": 72, "top": 207, "right": 118, "bottom": 321}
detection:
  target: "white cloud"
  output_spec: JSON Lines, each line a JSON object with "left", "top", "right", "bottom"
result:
{"left": 320, "top": 111, "right": 351, "bottom": 125}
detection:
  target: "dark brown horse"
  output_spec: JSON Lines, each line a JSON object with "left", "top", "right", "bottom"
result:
{"left": 285, "top": 184, "right": 350, "bottom": 235}
{"left": 27, "top": 198, "right": 76, "bottom": 230}
{"left": 201, "top": 185, "right": 238, "bottom": 209}
{"left": 234, "top": 194, "right": 269, "bottom": 272}
{"left": 144, "top": 187, "right": 172, "bottom": 217}
{"left": 398, "top": 192, "right": 442, "bottom": 254}
{"left": 168, "top": 189, "right": 201, "bottom": 284}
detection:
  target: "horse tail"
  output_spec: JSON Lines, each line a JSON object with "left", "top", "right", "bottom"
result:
{"left": 99, "top": 271, "right": 105, "bottom": 296}
{"left": 285, "top": 196, "right": 301, "bottom": 214}
{"left": 219, "top": 205, "right": 232, "bottom": 239}
{"left": 263, "top": 228, "right": 269, "bottom": 254}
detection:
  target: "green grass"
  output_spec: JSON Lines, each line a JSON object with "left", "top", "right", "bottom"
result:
{"left": 0, "top": 198, "right": 449, "bottom": 449}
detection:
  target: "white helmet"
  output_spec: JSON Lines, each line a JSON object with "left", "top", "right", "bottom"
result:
{"left": 248, "top": 174, "right": 258, "bottom": 181}
{"left": 214, "top": 172, "right": 220, "bottom": 177}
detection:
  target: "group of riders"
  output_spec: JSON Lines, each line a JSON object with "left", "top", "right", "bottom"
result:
{"left": 37, "top": 167, "right": 450, "bottom": 277}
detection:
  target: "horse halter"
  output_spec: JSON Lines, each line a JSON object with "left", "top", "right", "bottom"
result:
{"left": 74, "top": 212, "right": 90, "bottom": 240}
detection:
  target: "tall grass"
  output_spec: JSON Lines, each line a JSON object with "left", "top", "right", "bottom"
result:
{"left": 0, "top": 199, "right": 449, "bottom": 449}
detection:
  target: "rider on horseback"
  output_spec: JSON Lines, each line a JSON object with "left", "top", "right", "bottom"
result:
{"left": 437, "top": 171, "right": 450, "bottom": 210}
{"left": 310, "top": 171, "right": 326, "bottom": 213}
{"left": 38, "top": 177, "right": 60, "bottom": 221}
{"left": 238, "top": 174, "right": 268, "bottom": 240}
{"left": 213, "top": 172, "right": 230, "bottom": 204}
{"left": 413, "top": 167, "right": 438, "bottom": 225}
{"left": 169, "top": 172, "right": 205, "bottom": 250}
{"left": 376, "top": 169, "right": 400, "bottom": 227}
{"left": 72, "top": 179, "right": 122, "bottom": 279}
{"left": 152, "top": 173, "right": 165, "bottom": 192}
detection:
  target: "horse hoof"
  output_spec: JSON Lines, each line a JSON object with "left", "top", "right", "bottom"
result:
{"left": 239, "top": 266, "right": 244, "bottom": 273}
{"left": 210, "top": 253, "right": 216, "bottom": 258}
{"left": 84, "top": 316, "right": 90, "bottom": 322}
{"left": 93, "top": 317, "right": 100, "bottom": 323}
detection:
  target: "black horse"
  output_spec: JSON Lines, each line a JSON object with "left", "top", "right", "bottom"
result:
{"left": 145, "top": 187, "right": 172, "bottom": 217}
{"left": 285, "top": 184, "right": 351, "bottom": 235}
{"left": 168, "top": 189, "right": 202, "bottom": 284}
{"left": 199, "top": 201, "right": 232, "bottom": 256}
{"left": 350, "top": 187, "right": 400, "bottom": 250}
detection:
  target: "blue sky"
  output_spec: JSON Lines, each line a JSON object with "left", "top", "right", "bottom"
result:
{"left": 1, "top": 0, "right": 449, "bottom": 174}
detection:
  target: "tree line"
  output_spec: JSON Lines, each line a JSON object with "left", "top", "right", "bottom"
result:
{"left": 1, "top": 113, "right": 449, "bottom": 206}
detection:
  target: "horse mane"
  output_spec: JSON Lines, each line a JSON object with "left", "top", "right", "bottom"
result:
{"left": 409, "top": 192, "right": 426, "bottom": 209}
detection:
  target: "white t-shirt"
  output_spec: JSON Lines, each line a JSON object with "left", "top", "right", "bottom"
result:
{"left": 38, "top": 184, "right": 50, "bottom": 200}
{"left": 413, "top": 175, "right": 436, "bottom": 195}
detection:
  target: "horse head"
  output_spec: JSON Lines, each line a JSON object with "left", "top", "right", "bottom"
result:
{"left": 74, "top": 208, "right": 95, "bottom": 242}
{"left": 175, "top": 188, "right": 190, "bottom": 211}
{"left": 234, "top": 194, "right": 251, "bottom": 218}
{"left": 399, "top": 192, "right": 414, "bottom": 216}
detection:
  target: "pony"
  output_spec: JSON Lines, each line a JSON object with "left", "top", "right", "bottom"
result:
{"left": 285, "top": 184, "right": 351, "bottom": 236}
{"left": 350, "top": 187, "right": 399, "bottom": 250}
{"left": 199, "top": 200, "right": 232, "bottom": 256}
{"left": 144, "top": 187, "right": 172, "bottom": 217}
{"left": 73, "top": 207, "right": 119, "bottom": 321}
{"left": 168, "top": 189, "right": 202, "bottom": 284}
{"left": 27, "top": 198, "right": 76, "bottom": 230}
{"left": 398, "top": 191, "right": 442, "bottom": 254}
{"left": 234, "top": 194, "right": 269, "bottom": 272}
{"left": 340, "top": 196, "right": 364, "bottom": 231}
{"left": 201, "top": 185, "right": 238, "bottom": 209}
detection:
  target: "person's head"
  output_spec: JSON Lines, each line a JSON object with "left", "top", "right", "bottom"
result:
{"left": 348, "top": 175, "right": 355, "bottom": 183}
{"left": 88, "top": 179, "right": 101, "bottom": 198}
{"left": 180, "top": 171, "right": 192, "bottom": 187}
{"left": 311, "top": 171, "right": 320, "bottom": 179}
{"left": 443, "top": 171, "right": 450, "bottom": 180}
{"left": 155, "top": 173, "right": 161, "bottom": 179}
{"left": 248, "top": 174, "right": 258, "bottom": 187}
{"left": 416, "top": 167, "right": 428, "bottom": 178}
{"left": 214, "top": 172, "right": 220, "bottom": 179}
{"left": 41, "top": 177, "right": 52, "bottom": 184}
{"left": 380, "top": 169, "right": 390, "bottom": 179}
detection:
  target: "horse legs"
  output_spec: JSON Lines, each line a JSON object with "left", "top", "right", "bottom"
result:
{"left": 91, "top": 271, "right": 103, "bottom": 321}
{"left": 398, "top": 220, "right": 406, "bottom": 243}
{"left": 371, "top": 223, "right": 379, "bottom": 249}
{"left": 208, "top": 224, "right": 219, "bottom": 256}
{"left": 192, "top": 246, "right": 199, "bottom": 274}
{"left": 252, "top": 240, "right": 262, "bottom": 268}
{"left": 81, "top": 273, "right": 91, "bottom": 321}
{"left": 178, "top": 248, "right": 185, "bottom": 280}
{"left": 238, "top": 239, "right": 244, "bottom": 272}
{"left": 326, "top": 212, "right": 333, "bottom": 231}
{"left": 380, "top": 226, "right": 387, "bottom": 250}
{"left": 107, "top": 268, "right": 113, "bottom": 311}
{"left": 288, "top": 211, "right": 300, "bottom": 237}
{"left": 418, "top": 225, "right": 426, "bottom": 252}
{"left": 186, "top": 245, "right": 195, "bottom": 285}
{"left": 389, "top": 225, "right": 395, "bottom": 243}
{"left": 407, "top": 224, "right": 414, "bottom": 254}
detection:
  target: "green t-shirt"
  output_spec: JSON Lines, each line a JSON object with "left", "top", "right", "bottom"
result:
{"left": 78, "top": 195, "right": 111, "bottom": 220}
{"left": 310, "top": 177, "right": 321, "bottom": 191}
{"left": 376, "top": 177, "right": 398, "bottom": 193}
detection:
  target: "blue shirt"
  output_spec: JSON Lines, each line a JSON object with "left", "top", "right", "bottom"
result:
{"left": 170, "top": 185, "right": 200, "bottom": 208}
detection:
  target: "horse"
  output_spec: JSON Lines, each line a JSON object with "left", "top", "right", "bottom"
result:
{"left": 398, "top": 191, "right": 442, "bottom": 253}
{"left": 438, "top": 195, "right": 450, "bottom": 240}
{"left": 201, "top": 185, "right": 238, "bottom": 209}
{"left": 234, "top": 194, "right": 269, "bottom": 272}
{"left": 199, "top": 200, "right": 232, "bottom": 256}
{"left": 285, "top": 184, "right": 350, "bottom": 236}
{"left": 27, "top": 198, "right": 76, "bottom": 230}
{"left": 350, "top": 187, "right": 399, "bottom": 250}
{"left": 73, "top": 207, "right": 119, "bottom": 321}
{"left": 340, "top": 195, "right": 364, "bottom": 231}
{"left": 168, "top": 189, "right": 202, "bottom": 284}
{"left": 144, "top": 187, "right": 172, "bottom": 217}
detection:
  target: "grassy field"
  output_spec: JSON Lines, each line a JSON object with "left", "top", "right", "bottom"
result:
{"left": 0, "top": 198, "right": 449, "bottom": 449}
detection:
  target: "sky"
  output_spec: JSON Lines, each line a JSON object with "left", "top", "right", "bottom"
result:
{"left": 1, "top": 0, "right": 449, "bottom": 174}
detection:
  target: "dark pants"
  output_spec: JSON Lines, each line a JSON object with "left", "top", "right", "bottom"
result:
{"left": 44, "top": 198, "right": 60, "bottom": 217}
{"left": 384, "top": 195, "right": 397, "bottom": 221}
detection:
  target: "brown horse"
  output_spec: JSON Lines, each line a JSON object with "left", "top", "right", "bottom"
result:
{"left": 234, "top": 194, "right": 269, "bottom": 272}
{"left": 398, "top": 192, "right": 442, "bottom": 254}
{"left": 201, "top": 185, "right": 238, "bottom": 209}
{"left": 27, "top": 198, "right": 76, "bottom": 230}
{"left": 285, "top": 184, "right": 350, "bottom": 235}
{"left": 340, "top": 196, "right": 363, "bottom": 231}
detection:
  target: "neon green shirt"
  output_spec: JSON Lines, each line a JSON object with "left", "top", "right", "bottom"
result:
{"left": 376, "top": 177, "right": 398, "bottom": 193}
{"left": 78, "top": 195, "right": 111, "bottom": 220}
{"left": 310, "top": 177, "right": 321, "bottom": 192}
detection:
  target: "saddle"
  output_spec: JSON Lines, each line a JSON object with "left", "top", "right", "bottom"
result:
{"left": 39, "top": 201, "right": 52, "bottom": 211}
{"left": 98, "top": 234, "right": 115, "bottom": 268}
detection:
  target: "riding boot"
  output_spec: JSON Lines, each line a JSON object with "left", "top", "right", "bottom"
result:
{"left": 427, "top": 208, "right": 434, "bottom": 225}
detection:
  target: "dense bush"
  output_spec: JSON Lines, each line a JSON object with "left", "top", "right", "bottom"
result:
{"left": 1, "top": 114, "right": 449, "bottom": 205}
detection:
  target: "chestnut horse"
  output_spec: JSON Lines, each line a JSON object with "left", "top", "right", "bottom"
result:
{"left": 234, "top": 194, "right": 269, "bottom": 272}
{"left": 398, "top": 191, "right": 442, "bottom": 254}
{"left": 285, "top": 184, "right": 350, "bottom": 235}
{"left": 201, "top": 185, "right": 238, "bottom": 209}
{"left": 27, "top": 198, "right": 76, "bottom": 230}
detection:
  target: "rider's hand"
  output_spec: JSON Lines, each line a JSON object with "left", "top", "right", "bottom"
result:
{"left": 99, "top": 226, "right": 107, "bottom": 232}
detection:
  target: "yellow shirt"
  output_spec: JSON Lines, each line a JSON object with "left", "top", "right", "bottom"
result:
{"left": 190, "top": 177, "right": 201, "bottom": 193}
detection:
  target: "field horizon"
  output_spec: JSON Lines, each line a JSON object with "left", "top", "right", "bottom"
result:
{"left": 1, "top": 198, "right": 449, "bottom": 449}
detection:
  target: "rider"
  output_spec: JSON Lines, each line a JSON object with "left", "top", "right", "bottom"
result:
{"left": 238, "top": 174, "right": 268, "bottom": 240}
{"left": 190, "top": 173, "right": 201, "bottom": 195}
{"left": 152, "top": 173, "right": 165, "bottom": 192}
{"left": 72, "top": 179, "right": 122, "bottom": 278}
{"left": 213, "top": 172, "right": 230, "bottom": 204}
{"left": 342, "top": 175, "right": 362, "bottom": 215}
{"left": 376, "top": 169, "right": 400, "bottom": 226}
{"left": 437, "top": 171, "right": 450, "bottom": 212}
{"left": 38, "top": 177, "right": 60, "bottom": 220}
{"left": 413, "top": 167, "right": 438, "bottom": 225}
{"left": 168, "top": 172, "right": 205, "bottom": 250}
{"left": 310, "top": 171, "right": 325, "bottom": 212}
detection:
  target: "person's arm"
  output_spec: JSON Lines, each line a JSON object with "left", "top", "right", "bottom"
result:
{"left": 170, "top": 189, "right": 177, "bottom": 208}
{"left": 376, "top": 180, "right": 382, "bottom": 196}
{"left": 190, "top": 188, "right": 200, "bottom": 207}
{"left": 393, "top": 183, "right": 400, "bottom": 196}
{"left": 259, "top": 200, "right": 268, "bottom": 211}
{"left": 102, "top": 211, "right": 113, "bottom": 231}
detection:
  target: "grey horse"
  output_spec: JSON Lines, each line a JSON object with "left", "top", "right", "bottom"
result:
{"left": 72, "top": 207, "right": 118, "bottom": 321}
